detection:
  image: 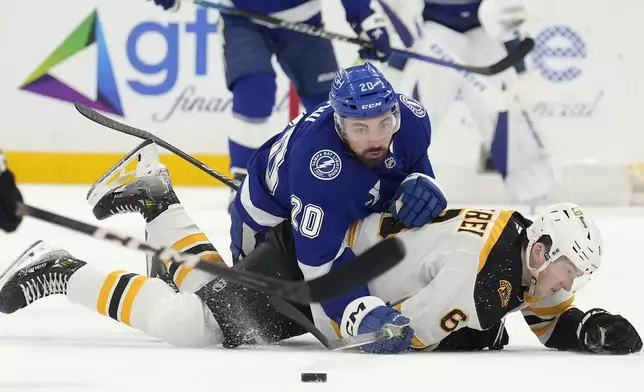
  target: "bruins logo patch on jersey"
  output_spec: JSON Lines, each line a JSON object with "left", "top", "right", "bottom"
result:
{"left": 498, "top": 280, "right": 512, "bottom": 308}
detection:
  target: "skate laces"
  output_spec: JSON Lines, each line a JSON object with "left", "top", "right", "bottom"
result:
{"left": 20, "top": 272, "right": 69, "bottom": 304}
{"left": 112, "top": 204, "right": 142, "bottom": 214}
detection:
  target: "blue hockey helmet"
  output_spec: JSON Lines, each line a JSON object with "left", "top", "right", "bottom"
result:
{"left": 329, "top": 62, "right": 398, "bottom": 119}
{"left": 329, "top": 62, "right": 400, "bottom": 143}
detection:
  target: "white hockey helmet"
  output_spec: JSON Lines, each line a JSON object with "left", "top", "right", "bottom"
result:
{"left": 525, "top": 203, "right": 603, "bottom": 284}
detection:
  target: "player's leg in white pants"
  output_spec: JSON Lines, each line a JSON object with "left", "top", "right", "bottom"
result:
{"left": 67, "top": 264, "right": 224, "bottom": 348}
{"left": 144, "top": 204, "right": 225, "bottom": 293}
{"left": 87, "top": 140, "right": 227, "bottom": 294}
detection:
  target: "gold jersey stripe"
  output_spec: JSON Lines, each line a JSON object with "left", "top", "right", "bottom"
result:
{"left": 347, "top": 221, "right": 359, "bottom": 249}
{"left": 172, "top": 233, "right": 210, "bottom": 252}
{"left": 201, "top": 253, "right": 224, "bottom": 263}
{"left": 411, "top": 336, "right": 428, "bottom": 349}
{"left": 393, "top": 303, "right": 428, "bottom": 349}
{"left": 478, "top": 210, "right": 514, "bottom": 273}
{"left": 174, "top": 252, "right": 225, "bottom": 288}
{"left": 525, "top": 296, "right": 575, "bottom": 317}
{"left": 120, "top": 276, "right": 149, "bottom": 326}
{"left": 531, "top": 321, "right": 556, "bottom": 337}
{"left": 97, "top": 270, "right": 126, "bottom": 316}
{"left": 330, "top": 320, "right": 342, "bottom": 338}
{"left": 175, "top": 266, "right": 192, "bottom": 289}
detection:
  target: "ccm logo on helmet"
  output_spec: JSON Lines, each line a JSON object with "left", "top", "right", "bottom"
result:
{"left": 361, "top": 102, "right": 382, "bottom": 110}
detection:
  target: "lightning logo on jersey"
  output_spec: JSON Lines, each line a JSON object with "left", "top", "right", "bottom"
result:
{"left": 366, "top": 181, "right": 381, "bottom": 206}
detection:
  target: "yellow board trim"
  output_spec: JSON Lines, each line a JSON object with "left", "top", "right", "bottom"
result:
{"left": 4, "top": 151, "right": 230, "bottom": 185}
{"left": 478, "top": 210, "right": 514, "bottom": 273}
{"left": 97, "top": 270, "right": 126, "bottom": 316}
{"left": 120, "top": 276, "right": 149, "bottom": 326}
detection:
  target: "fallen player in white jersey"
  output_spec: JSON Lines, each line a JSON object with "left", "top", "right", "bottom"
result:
{"left": 0, "top": 167, "right": 640, "bottom": 354}
{"left": 330, "top": 205, "right": 641, "bottom": 353}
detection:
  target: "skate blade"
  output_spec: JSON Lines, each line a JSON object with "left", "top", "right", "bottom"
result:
{"left": 87, "top": 139, "right": 162, "bottom": 206}
{"left": 0, "top": 240, "right": 45, "bottom": 289}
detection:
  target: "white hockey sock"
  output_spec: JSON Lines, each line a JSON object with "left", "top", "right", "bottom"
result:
{"left": 145, "top": 204, "right": 224, "bottom": 292}
{"left": 67, "top": 265, "right": 223, "bottom": 348}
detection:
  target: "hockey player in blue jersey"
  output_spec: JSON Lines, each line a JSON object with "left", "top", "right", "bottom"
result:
{"left": 149, "top": 0, "right": 393, "bottom": 190}
{"left": 229, "top": 61, "right": 447, "bottom": 353}
{"left": 80, "top": 61, "right": 445, "bottom": 353}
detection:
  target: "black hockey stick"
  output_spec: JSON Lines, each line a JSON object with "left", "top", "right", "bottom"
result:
{"left": 74, "top": 103, "right": 239, "bottom": 191}
{"left": 17, "top": 204, "right": 404, "bottom": 305}
{"left": 268, "top": 296, "right": 411, "bottom": 351}
{"left": 74, "top": 103, "right": 411, "bottom": 347}
{"left": 73, "top": 103, "right": 364, "bottom": 323}
{"left": 74, "top": 103, "right": 407, "bottom": 330}
{"left": 192, "top": 0, "right": 534, "bottom": 76}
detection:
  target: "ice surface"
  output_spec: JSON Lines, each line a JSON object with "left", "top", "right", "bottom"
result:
{"left": 0, "top": 185, "right": 642, "bottom": 391}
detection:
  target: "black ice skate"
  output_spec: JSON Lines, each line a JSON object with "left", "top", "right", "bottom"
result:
{"left": 91, "top": 172, "right": 179, "bottom": 223}
{"left": 0, "top": 240, "right": 86, "bottom": 314}
{"left": 87, "top": 140, "right": 179, "bottom": 223}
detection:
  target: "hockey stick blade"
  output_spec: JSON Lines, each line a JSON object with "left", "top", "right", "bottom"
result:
{"left": 18, "top": 204, "right": 404, "bottom": 304}
{"left": 394, "top": 37, "right": 534, "bottom": 76}
{"left": 74, "top": 102, "right": 238, "bottom": 190}
{"left": 268, "top": 296, "right": 391, "bottom": 351}
{"left": 305, "top": 237, "right": 404, "bottom": 302}
{"left": 193, "top": 0, "right": 533, "bottom": 76}
{"left": 325, "top": 324, "right": 412, "bottom": 352}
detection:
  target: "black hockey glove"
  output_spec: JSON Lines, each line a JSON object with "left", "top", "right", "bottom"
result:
{"left": 434, "top": 322, "right": 509, "bottom": 352}
{"left": 577, "top": 308, "right": 642, "bottom": 354}
{"left": 0, "top": 154, "right": 23, "bottom": 232}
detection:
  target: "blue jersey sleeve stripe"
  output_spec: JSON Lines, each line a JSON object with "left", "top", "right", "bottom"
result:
{"left": 296, "top": 224, "right": 352, "bottom": 276}
{"left": 233, "top": 197, "right": 276, "bottom": 233}
{"left": 240, "top": 178, "right": 286, "bottom": 228}
{"left": 297, "top": 259, "right": 333, "bottom": 281}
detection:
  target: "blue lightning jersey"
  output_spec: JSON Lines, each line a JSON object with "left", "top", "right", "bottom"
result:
{"left": 230, "top": 0, "right": 374, "bottom": 26}
{"left": 232, "top": 94, "right": 434, "bottom": 324}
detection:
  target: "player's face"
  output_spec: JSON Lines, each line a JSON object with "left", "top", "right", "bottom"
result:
{"left": 533, "top": 258, "right": 583, "bottom": 298}
{"left": 343, "top": 112, "right": 396, "bottom": 166}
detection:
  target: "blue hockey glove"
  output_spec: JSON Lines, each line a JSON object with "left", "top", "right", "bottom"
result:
{"left": 352, "top": 12, "right": 392, "bottom": 62}
{"left": 390, "top": 173, "right": 447, "bottom": 227}
{"left": 148, "top": 0, "right": 180, "bottom": 12}
{"left": 341, "top": 296, "right": 413, "bottom": 354}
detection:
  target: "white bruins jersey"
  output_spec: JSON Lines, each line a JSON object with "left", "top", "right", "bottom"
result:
{"left": 313, "top": 209, "right": 577, "bottom": 350}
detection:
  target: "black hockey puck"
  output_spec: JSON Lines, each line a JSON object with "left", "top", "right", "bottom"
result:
{"left": 301, "top": 373, "right": 327, "bottom": 383}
